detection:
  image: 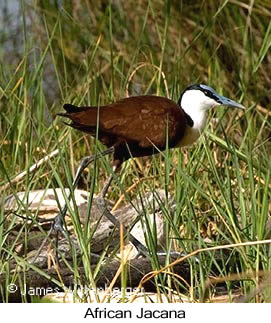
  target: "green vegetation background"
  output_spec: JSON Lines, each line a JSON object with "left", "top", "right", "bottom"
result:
{"left": 0, "top": 0, "right": 270, "bottom": 302}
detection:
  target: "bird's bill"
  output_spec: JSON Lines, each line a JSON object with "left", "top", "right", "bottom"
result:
{"left": 218, "top": 95, "right": 245, "bottom": 110}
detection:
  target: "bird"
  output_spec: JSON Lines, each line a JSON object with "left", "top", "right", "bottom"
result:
{"left": 55, "top": 84, "right": 245, "bottom": 256}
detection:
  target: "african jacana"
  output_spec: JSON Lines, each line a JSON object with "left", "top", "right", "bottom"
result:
{"left": 54, "top": 84, "right": 245, "bottom": 256}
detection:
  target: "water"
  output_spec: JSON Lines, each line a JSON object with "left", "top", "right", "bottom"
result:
{"left": 0, "top": 0, "right": 60, "bottom": 105}
{"left": 0, "top": 0, "right": 23, "bottom": 65}
{"left": 0, "top": 0, "right": 20, "bottom": 27}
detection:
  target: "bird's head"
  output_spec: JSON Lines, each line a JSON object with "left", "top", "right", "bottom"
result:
{"left": 178, "top": 84, "right": 245, "bottom": 114}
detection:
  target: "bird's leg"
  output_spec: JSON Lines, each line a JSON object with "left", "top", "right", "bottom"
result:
{"left": 96, "top": 173, "right": 186, "bottom": 259}
{"left": 31, "top": 147, "right": 115, "bottom": 265}
{"left": 53, "top": 146, "right": 115, "bottom": 234}
{"left": 96, "top": 166, "right": 149, "bottom": 257}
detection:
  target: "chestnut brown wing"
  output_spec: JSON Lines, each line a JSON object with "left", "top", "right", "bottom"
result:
{"left": 98, "top": 96, "right": 186, "bottom": 148}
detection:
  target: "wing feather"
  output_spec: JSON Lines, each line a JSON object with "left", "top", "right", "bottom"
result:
{"left": 99, "top": 96, "right": 186, "bottom": 148}
{"left": 59, "top": 96, "right": 187, "bottom": 149}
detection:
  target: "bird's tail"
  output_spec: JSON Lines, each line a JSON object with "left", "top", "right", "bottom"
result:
{"left": 56, "top": 103, "right": 98, "bottom": 134}
{"left": 57, "top": 103, "right": 93, "bottom": 116}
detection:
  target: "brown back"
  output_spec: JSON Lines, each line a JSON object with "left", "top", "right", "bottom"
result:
{"left": 58, "top": 95, "right": 188, "bottom": 161}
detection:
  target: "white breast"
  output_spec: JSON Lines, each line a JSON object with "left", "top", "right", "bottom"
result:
{"left": 177, "top": 126, "right": 201, "bottom": 147}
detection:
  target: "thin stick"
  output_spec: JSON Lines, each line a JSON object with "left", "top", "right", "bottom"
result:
{"left": 1, "top": 149, "right": 59, "bottom": 193}
{"left": 129, "top": 238, "right": 271, "bottom": 303}
{"left": 202, "top": 270, "right": 271, "bottom": 302}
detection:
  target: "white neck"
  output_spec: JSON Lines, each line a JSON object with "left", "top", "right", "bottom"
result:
{"left": 178, "top": 89, "right": 219, "bottom": 147}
